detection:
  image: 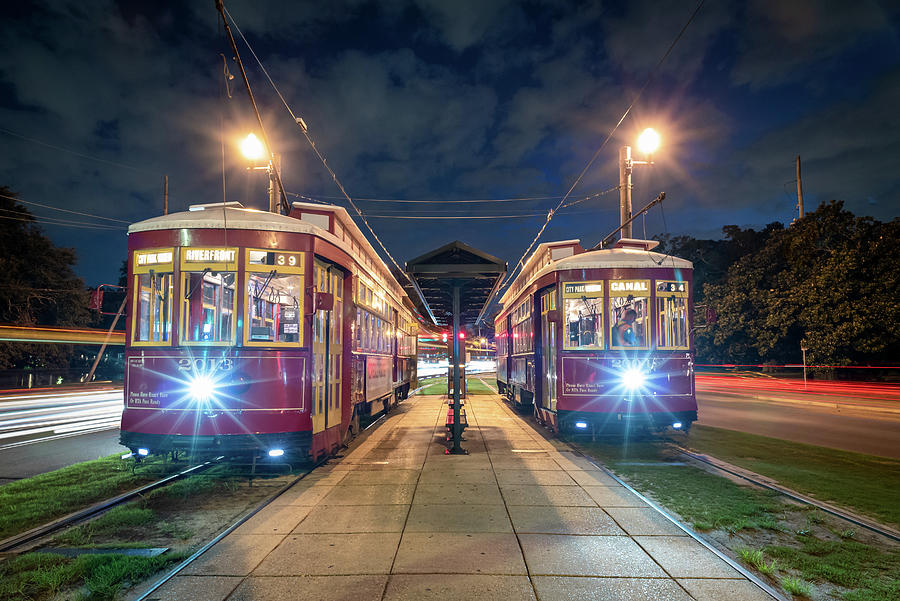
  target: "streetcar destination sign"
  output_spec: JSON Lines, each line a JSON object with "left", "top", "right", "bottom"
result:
{"left": 564, "top": 283, "right": 603, "bottom": 295}
{"left": 136, "top": 251, "right": 173, "bottom": 266}
{"left": 609, "top": 281, "right": 648, "bottom": 292}
{"left": 184, "top": 248, "right": 236, "bottom": 263}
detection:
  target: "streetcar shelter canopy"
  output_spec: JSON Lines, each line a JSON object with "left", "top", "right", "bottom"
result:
{"left": 404, "top": 240, "right": 507, "bottom": 330}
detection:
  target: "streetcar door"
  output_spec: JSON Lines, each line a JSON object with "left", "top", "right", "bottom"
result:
{"left": 540, "top": 288, "right": 558, "bottom": 412}
{"left": 311, "top": 260, "right": 343, "bottom": 435}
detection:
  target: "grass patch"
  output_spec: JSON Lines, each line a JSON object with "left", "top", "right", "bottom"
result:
{"left": 687, "top": 425, "right": 900, "bottom": 527}
{"left": 0, "top": 455, "right": 163, "bottom": 541}
{"left": 0, "top": 550, "right": 188, "bottom": 601}
{"left": 782, "top": 577, "right": 812, "bottom": 597}
{"left": 580, "top": 440, "right": 781, "bottom": 533}
{"left": 766, "top": 538, "right": 900, "bottom": 601}
{"left": 53, "top": 506, "right": 156, "bottom": 547}
{"left": 739, "top": 548, "right": 777, "bottom": 574}
{"left": 418, "top": 377, "right": 495, "bottom": 396}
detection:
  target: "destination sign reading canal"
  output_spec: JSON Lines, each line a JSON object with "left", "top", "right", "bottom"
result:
{"left": 609, "top": 281, "right": 648, "bottom": 292}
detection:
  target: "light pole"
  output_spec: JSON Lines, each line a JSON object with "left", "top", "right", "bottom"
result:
{"left": 241, "top": 133, "right": 281, "bottom": 214}
{"left": 619, "top": 128, "right": 660, "bottom": 239}
{"left": 800, "top": 340, "right": 808, "bottom": 390}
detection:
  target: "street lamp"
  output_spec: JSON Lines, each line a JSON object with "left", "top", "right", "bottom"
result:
{"left": 619, "top": 127, "right": 660, "bottom": 239}
{"left": 240, "top": 133, "right": 281, "bottom": 214}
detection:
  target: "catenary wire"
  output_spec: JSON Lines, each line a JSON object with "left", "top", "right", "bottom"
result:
{"left": 223, "top": 6, "right": 406, "bottom": 275}
{"left": 492, "top": 0, "right": 707, "bottom": 303}
{"left": 0, "top": 127, "right": 159, "bottom": 176}
{"left": 1, "top": 193, "right": 131, "bottom": 224}
{"left": 0, "top": 207, "right": 124, "bottom": 229}
{"left": 0, "top": 213, "right": 126, "bottom": 231}
{"left": 290, "top": 193, "right": 570, "bottom": 203}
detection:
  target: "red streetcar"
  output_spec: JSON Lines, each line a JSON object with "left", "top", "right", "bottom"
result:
{"left": 495, "top": 238, "right": 696, "bottom": 434}
{"left": 120, "top": 201, "right": 419, "bottom": 461}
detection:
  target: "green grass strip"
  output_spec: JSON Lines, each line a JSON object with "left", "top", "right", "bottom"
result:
{"left": 0, "top": 550, "right": 189, "bottom": 601}
{"left": 579, "top": 440, "right": 780, "bottom": 532}
{"left": 687, "top": 425, "right": 900, "bottom": 527}
{"left": 0, "top": 455, "right": 161, "bottom": 541}
{"left": 418, "top": 377, "right": 495, "bottom": 396}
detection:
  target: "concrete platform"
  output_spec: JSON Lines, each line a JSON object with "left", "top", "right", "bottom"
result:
{"left": 151, "top": 393, "right": 777, "bottom": 601}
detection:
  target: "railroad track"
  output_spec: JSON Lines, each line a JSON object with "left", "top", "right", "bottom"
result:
{"left": 673, "top": 445, "right": 900, "bottom": 543}
{"left": 0, "top": 458, "right": 221, "bottom": 554}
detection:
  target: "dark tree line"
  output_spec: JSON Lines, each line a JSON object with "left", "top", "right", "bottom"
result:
{"left": 0, "top": 187, "right": 93, "bottom": 369}
{"left": 657, "top": 201, "right": 900, "bottom": 367}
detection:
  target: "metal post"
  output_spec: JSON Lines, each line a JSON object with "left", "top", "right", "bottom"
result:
{"left": 450, "top": 283, "right": 466, "bottom": 454}
{"left": 163, "top": 175, "right": 169, "bottom": 215}
{"left": 801, "top": 341, "right": 808, "bottom": 390}
{"left": 796, "top": 155, "right": 804, "bottom": 219}
{"left": 268, "top": 154, "right": 281, "bottom": 214}
{"left": 619, "top": 146, "right": 633, "bottom": 239}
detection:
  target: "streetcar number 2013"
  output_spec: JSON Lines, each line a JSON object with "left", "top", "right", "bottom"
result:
{"left": 177, "top": 358, "right": 233, "bottom": 371}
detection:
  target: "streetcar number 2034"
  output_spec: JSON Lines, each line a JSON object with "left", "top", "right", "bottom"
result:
{"left": 177, "top": 358, "right": 234, "bottom": 372}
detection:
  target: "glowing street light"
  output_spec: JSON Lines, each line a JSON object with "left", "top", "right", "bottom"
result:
{"left": 637, "top": 128, "right": 660, "bottom": 155}
{"left": 619, "top": 128, "right": 661, "bottom": 239}
{"left": 239, "top": 133, "right": 282, "bottom": 213}
{"left": 240, "top": 133, "right": 266, "bottom": 160}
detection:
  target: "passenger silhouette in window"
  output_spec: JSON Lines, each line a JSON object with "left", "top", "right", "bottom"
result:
{"left": 613, "top": 309, "right": 638, "bottom": 346}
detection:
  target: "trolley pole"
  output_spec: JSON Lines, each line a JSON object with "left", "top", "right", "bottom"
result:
{"left": 618, "top": 146, "right": 633, "bottom": 239}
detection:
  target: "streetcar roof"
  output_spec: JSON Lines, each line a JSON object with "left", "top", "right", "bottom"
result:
{"left": 128, "top": 204, "right": 317, "bottom": 234}
{"left": 499, "top": 245, "right": 692, "bottom": 308}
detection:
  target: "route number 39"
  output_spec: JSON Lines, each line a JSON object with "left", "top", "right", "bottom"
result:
{"left": 276, "top": 253, "right": 297, "bottom": 266}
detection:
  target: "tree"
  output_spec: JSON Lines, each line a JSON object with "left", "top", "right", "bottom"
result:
{"left": 701, "top": 201, "right": 900, "bottom": 367}
{"left": 0, "top": 187, "right": 92, "bottom": 369}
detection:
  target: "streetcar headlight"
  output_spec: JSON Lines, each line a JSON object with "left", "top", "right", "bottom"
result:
{"left": 621, "top": 367, "right": 646, "bottom": 389}
{"left": 268, "top": 449, "right": 285, "bottom": 457}
{"left": 672, "top": 422, "right": 683, "bottom": 429}
{"left": 189, "top": 374, "right": 216, "bottom": 403}
{"left": 137, "top": 448, "right": 150, "bottom": 456}
{"left": 575, "top": 421, "right": 589, "bottom": 429}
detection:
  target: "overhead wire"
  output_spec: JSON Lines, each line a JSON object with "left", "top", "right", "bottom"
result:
{"left": 0, "top": 126, "right": 159, "bottom": 176}
{"left": 0, "top": 212, "right": 126, "bottom": 231}
{"left": 222, "top": 4, "right": 406, "bottom": 274}
{"left": 289, "top": 193, "right": 570, "bottom": 203}
{"left": 491, "top": 0, "right": 707, "bottom": 303}
{"left": 1, "top": 193, "right": 131, "bottom": 224}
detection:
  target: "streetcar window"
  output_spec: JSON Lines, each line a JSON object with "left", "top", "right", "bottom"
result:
{"left": 656, "top": 281, "right": 689, "bottom": 349}
{"left": 181, "top": 271, "right": 237, "bottom": 344}
{"left": 609, "top": 279, "right": 650, "bottom": 349}
{"left": 562, "top": 281, "right": 603, "bottom": 350}
{"left": 247, "top": 273, "right": 302, "bottom": 343}
{"left": 134, "top": 272, "right": 173, "bottom": 343}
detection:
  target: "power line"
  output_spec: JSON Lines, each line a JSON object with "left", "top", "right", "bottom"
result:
{"left": 0, "top": 193, "right": 131, "bottom": 224}
{"left": 291, "top": 192, "right": 569, "bottom": 203}
{"left": 0, "top": 213, "right": 126, "bottom": 231}
{"left": 0, "top": 127, "right": 159, "bottom": 176}
{"left": 492, "top": 0, "right": 707, "bottom": 304}
{"left": 223, "top": 4, "right": 406, "bottom": 275}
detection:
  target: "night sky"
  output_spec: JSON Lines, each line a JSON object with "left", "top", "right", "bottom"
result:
{"left": 1, "top": 1, "right": 898, "bottom": 287}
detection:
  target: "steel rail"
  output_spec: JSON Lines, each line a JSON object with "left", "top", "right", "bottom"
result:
{"left": 0, "top": 458, "right": 221, "bottom": 553}
{"left": 674, "top": 445, "right": 900, "bottom": 543}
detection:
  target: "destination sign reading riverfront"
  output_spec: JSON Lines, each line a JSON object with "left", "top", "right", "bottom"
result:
{"left": 184, "top": 248, "right": 236, "bottom": 263}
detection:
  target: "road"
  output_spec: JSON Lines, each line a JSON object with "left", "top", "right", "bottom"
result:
{"left": 0, "top": 386, "right": 127, "bottom": 483}
{"left": 695, "top": 375, "right": 900, "bottom": 459}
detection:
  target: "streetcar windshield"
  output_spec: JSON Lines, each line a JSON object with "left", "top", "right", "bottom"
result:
{"left": 609, "top": 279, "right": 649, "bottom": 349}
{"left": 247, "top": 272, "right": 302, "bottom": 343}
{"left": 181, "top": 270, "right": 236, "bottom": 343}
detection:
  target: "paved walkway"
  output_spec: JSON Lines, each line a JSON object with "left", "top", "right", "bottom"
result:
{"left": 151, "top": 394, "right": 775, "bottom": 601}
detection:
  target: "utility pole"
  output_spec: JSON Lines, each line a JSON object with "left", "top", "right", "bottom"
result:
{"left": 796, "top": 155, "right": 804, "bottom": 219}
{"left": 163, "top": 175, "right": 169, "bottom": 215}
{"left": 619, "top": 146, "right": 633, "bottom": 239}
{"left": 268, "top": 154, "right": 282, "bottom": 214}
